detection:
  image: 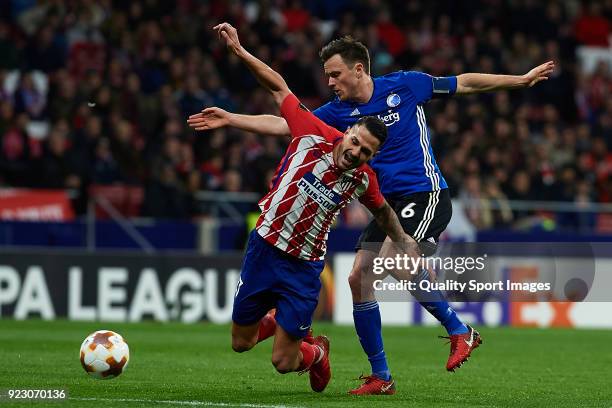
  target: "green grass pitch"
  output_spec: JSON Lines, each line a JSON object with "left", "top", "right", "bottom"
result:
{"left": 0, "top": 319, "right": 611, "bottom": 407}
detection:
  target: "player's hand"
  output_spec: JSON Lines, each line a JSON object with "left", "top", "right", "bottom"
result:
{"left": 522, "top": 61, "right": 555, "bottom": 87}
{"left": 187, "top": 107, "right": 231, "bottom": 131}
{"left": 213, "top": 22, "right": 242, "bottom": 55}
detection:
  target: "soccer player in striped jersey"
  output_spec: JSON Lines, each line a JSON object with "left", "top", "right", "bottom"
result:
{"left": 190, "top": 32, "right": 554, "bottom": 394}
{"left": 204, "top": 23, "right": 420, "bottom": 393}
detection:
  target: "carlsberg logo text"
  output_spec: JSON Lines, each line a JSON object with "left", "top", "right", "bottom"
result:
{"left": 377, "top": 111, "right": 400, "bottom": 126}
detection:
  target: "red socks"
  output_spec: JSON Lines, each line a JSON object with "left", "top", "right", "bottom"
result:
{"left": 297, "top": 341, "right": 323, "bottom": 371}
{"left": 257, "top": 311, "right": 277, "bottom": 343}
{"left": 257, "top": 311, "right": 322, "bottom": 373}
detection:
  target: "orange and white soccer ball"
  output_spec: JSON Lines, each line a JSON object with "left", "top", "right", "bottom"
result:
{"left": 79, "top": 330, "right": 129, "bottom": 379}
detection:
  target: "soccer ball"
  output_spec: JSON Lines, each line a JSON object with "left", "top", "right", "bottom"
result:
{"left": 79, "top": 330, "right": 129, "bottom": 379}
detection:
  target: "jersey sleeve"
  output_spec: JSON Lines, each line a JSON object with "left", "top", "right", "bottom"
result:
{"left": 401, "top": 71, "right": 457, "bottom": 104}
{"left": 358, "top": 166, "right": 385, "bottom": 211}
{"left": 280, "top": 93, "right": 340, "bottom": 141}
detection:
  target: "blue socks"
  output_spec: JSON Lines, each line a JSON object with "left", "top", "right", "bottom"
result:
{"left": 412, "top": 269, "right": 468, "bottom": 335}
{"left": 352, "top": 271, "right": 467, "bottom": 380}
{"left": 353, "top": 301, "right": 391, "bottom": 381}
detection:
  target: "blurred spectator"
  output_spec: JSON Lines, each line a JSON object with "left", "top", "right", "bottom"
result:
{"left": 25, "top": 26, "right": 65, "bottom": 72}
{"left": 507, "top": 170, "right": 537, "bottom": 220}
{"left": 91, "top": 137, "right": 121, "bottom": 184}
{"left": 459, "top": 174, "right": 489, "bottom": 230}
{"left": 111, "top": 119, "right": 143, "bottom": 183}
{"left": 223, "top": 168, "right": 243, "bottom": 192}
{"left": 176, "top": 75, "right": 211, "bottom": 117}
{"left": 574, "top": 1, "right": 610, "bottom": 46}
{"left": 248, "top": 137, "right": 283, "bottom": 195}
{"left": 200, "top": 152, "right": 224, "bottom": 191}
{"left": 13, "top": 72, "right": 47, "bottom": 119}
{"left": 1, "top": 112, "right": 31, "bottom": 186}
{"left": 0, "top": 22, "right": 21, "bottom": 70}
{"left": 483, "top": 178, "right": 513, "bottom": 228}
{"left": 282, "top": 0, "right": 311, "bottom": 32}
{"left": 38, "top": 125, "right": 81, "bottom": 189}
{"left": 142, "top": 162, "right": 191, "bottom": 219}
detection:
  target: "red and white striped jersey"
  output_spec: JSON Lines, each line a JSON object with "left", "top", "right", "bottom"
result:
{"left": 256, "top": 94, "right": 384, "bottom": 261}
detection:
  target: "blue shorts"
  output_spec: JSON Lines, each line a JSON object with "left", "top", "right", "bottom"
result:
{"left": 232, "top": 230, "right": 324, "bottom": 338}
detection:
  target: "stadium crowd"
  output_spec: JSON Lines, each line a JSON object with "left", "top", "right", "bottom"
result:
{"left": 0, "top": 0, "right": 610, "bottom": 230}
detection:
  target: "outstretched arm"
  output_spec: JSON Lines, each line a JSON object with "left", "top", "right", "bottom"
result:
{"left": 213, "top": 22, "right": 290, "bottom": 106}
{"left": 456, "top": 61, "right": 555, "bottom": 95}
{"left": 187, "top": 108, "right": 291, "bottom": 136}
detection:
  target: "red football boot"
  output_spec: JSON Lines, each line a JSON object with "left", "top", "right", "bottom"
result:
{"left": 442, "top": 325, "right": 483, "bottom": 372}
{"left": 348, "top": 375, "right": 396, "bottom": 395}
{"left": 308, "top": 335, "right": 331, "bottom": 392}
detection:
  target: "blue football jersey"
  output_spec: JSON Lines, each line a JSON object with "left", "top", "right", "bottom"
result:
{"left": 313, "top": 71, "right": 456, "bottom": 198}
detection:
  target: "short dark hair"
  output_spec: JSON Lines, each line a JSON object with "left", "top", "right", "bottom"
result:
{"left": 319, "top": 36, "right": 370, "bottom": 74}
{"left": 355, "top": 116, "right": 387, "bottom": 146}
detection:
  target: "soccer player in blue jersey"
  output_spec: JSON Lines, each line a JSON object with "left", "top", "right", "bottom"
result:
{"left": 189, "top": 33, "right": 555, "bottom": 395}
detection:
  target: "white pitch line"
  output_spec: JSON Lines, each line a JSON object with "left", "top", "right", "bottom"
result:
{"left": 71, "top": 397, "right": 305, "bottom": 408}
